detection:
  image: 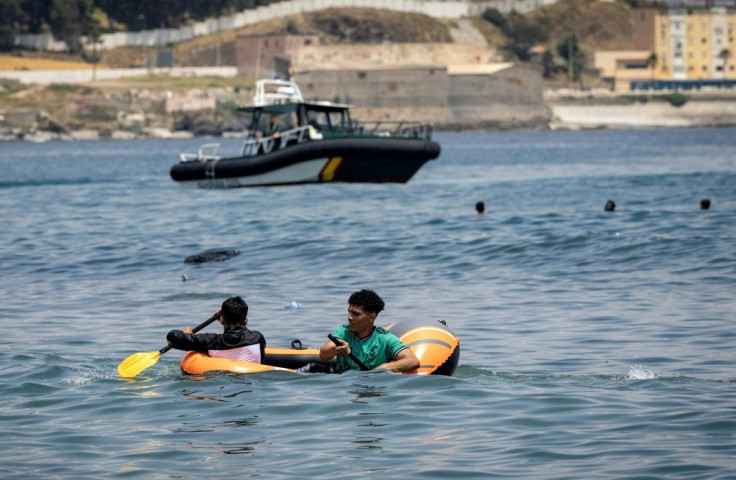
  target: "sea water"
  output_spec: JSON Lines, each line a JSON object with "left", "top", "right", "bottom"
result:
{"left": 1, "top": 128, "right": 734, "bottom": 478}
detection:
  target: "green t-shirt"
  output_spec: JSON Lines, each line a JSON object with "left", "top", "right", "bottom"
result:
{"left": 331, "top": 325, "right": 408, "bottom": 373}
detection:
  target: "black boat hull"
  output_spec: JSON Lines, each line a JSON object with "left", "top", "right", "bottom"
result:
{"left": 170, "top": 137, "right": 441, "bottom": 188}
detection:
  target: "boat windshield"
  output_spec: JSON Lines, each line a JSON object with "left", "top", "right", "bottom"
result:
{"left": 305, "top": 108, "right": 350, "bottom": 132}
{"left": 256, "top": 111, "right": 298, "bottom": 137}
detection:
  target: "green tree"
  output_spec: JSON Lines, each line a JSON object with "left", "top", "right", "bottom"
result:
{"left": 0, "top": 0, "right": 23, "bottom": 50}
{"left": 646, "top": 52, "right": 658, "bottom": 82}
{"left": 21, "top": 0, "right": 53, "bottom": 33}
{"left": 496, "top": 11, "right": 549, "bottom": 61}
{"left": 556, "top": 34, "right": 585, "bottom": 83}
{"left": 541, "top": 49, "right": 555, "bottom": 79}
{"left": 719, "top": 48, "right": 731, "bottom": 79}
{"left": 481, "top": 8, "right": 506, "bottom": 30}
{"left": 46, "top": 0, "right": 97, "bottom": 54}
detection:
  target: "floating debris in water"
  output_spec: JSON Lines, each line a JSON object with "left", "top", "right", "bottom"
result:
{"left": 285, "top": 301, "right": 303, "bottom": 309}
{"left": 184, "top": 249, "right": 240, "bottom": 264}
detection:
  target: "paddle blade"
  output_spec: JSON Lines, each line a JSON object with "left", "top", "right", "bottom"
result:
{"left": 117, "top": 351, "right": 162, "bottom": 377}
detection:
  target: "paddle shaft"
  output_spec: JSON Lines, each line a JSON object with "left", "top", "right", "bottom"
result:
{"left": 328, "top": 333, "right": 369, "bottom": 371}
{"left": 160, "top": 313, "right": 220, "bottom": 355}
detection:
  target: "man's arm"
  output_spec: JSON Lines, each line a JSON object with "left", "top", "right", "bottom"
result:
{"left": 376, "top": 348, "right": 420, "bottom": 373}
{"left": 167, "top": 328, "right": 209, "bottom": 352}
{"left": 319, "top": 338, "right": 350, "bottom": 361}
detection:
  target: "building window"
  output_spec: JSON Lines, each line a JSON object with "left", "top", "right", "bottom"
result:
{"left": 702, "top": 38, "right": 707, "bottom": 44}
{"left": 358, "top": 72, "right": 366, "bottom": 80}
{"left": 264, "top": 40, "right": 269, "bottom": 47}
{"left": 305, "top": 39, "right": 312, "bottom": 45}
{"left": 702, "top": 66, "right": 708, "bottom": 71}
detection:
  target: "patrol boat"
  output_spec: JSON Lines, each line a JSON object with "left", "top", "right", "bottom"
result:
{"left": 170, "top": 79, "right": 441, "bottom": 188}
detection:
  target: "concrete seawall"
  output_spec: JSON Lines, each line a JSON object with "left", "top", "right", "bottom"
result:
{"left": 547, "top": 95, "right": 736, "bottom": 130}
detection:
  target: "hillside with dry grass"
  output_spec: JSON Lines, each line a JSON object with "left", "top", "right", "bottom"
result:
{"left": 5, "top": 3, "right": 634, "bottom": 71}
{"left": 532, "top": 0, "right": 633, "bottom": 52}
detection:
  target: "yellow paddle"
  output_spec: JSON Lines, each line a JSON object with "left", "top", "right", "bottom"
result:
{"left": 117, "top": 314, "right": 219, "bottom": 377}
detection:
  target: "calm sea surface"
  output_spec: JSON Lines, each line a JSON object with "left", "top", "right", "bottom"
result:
{"left": 1, "top": 128, "right": 735, "bottom": 479}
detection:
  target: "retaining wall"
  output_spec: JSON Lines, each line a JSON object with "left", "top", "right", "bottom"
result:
{"left": 0, "top": 67, "right": 238, "bottom": 84}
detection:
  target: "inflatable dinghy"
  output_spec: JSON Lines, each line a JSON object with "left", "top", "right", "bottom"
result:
{"left": 180, "top": 318, "right": 460, "bottom": 376}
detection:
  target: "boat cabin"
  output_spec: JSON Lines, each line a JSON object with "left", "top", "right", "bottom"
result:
{"left": 245, "top": 78, "right": 354, "bottom": 139}
{"left": 242, "top": 101, "right": 353, "bottom": 138}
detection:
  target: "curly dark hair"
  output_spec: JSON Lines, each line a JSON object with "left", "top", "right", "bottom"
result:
{"left": 220, "top": 296, "right": 249, "bottom": 326}
{"left": 348, "top": 289, "right": 385, "bottom": 315}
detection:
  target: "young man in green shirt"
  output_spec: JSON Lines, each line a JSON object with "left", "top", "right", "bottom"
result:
{"left": 319, "top": 289, "right": 420, "bottom": 373}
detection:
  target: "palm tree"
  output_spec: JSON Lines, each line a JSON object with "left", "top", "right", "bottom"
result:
{"left": 646, "top": 52, "right": 658, "bottom": 85}
{"left": 718, "top": 49, "right": 731, "bottom": 79}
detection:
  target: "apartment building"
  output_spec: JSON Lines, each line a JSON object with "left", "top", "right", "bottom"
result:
{"left": 633, "top": 6, "right": 736, "bottom": 80}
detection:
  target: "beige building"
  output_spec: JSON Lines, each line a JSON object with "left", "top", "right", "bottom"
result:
{"left": 235, "top": 34, "right": 320, "bottom": 78}
{"left": 594, "top": 50, "right": 653, "bottom": 91}
{"left": 236, "top": 34, "right": 500, "bottom": 79}
{"left": 632, "top": 6, "right": 736, "bottom": 80}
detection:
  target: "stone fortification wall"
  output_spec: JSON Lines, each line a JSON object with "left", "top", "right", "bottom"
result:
{"left": 295, "top": 67, "right": 449, "bottom": 107}
{"left": 15, "top": 0, "right": 559, "bottom": 52}
{"left": 294, "top": 63, "right": 551, "bottom": 129}
{"left": 294, "top": 43, "right": 498, "bottom": 69}
{"left": 447, "top": 64, "right": 550, "bottom": 127}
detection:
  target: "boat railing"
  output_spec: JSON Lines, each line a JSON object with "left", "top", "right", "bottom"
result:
{"left": 179, "top": 120, "right": 432, "bottom": 164}
{"left": 179, "top": 143, "right": 221, "bottom": 162}
{"left": 350, "top": 121, "right": 433, "bottom": 140}
{"left": 241, "top": 125, "right": 315, "bottom": 157}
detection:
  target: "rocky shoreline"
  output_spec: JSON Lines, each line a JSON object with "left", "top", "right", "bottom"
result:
{"left": 3, "top": 90, "right": 736, "bottom": 142}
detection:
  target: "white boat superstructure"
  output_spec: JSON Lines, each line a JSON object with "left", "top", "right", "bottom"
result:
{"left": 253, "top": 79, "right": 304, "bottom": 106}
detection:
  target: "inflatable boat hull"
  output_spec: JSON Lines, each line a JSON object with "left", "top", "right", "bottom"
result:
{"left": 170, "top": 138, "right": 441, "bottom": 189}
{"left": 179, "top": 319, "right": 459, "bottom": 376}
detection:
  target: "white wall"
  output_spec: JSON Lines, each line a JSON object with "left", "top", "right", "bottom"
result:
{"left": 0, "top": 67, "right": 238, "bottom": 84}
